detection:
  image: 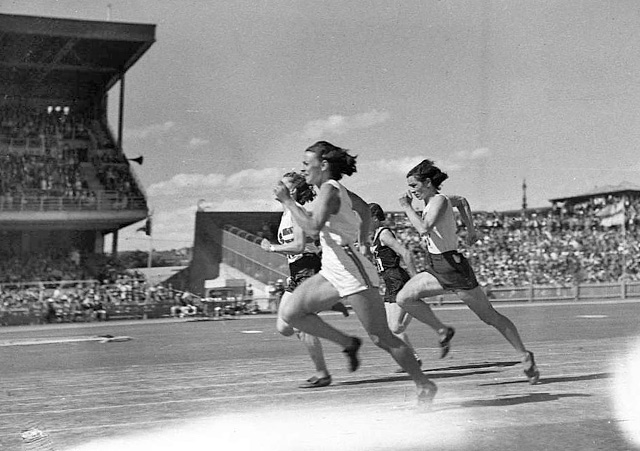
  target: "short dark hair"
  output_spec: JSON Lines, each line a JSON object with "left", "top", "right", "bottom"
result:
{"left": 369, "top": 203, "right": 385, "bottom": 221}
{"left": 305, "top": 141, "right": 357, "bottom": 180}
{"left": 407, "top": 159, "right": 448, "bottom": 189}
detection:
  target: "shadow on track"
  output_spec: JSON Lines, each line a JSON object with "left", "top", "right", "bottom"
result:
{"left": 459, "top": 392, "right": 592, "bottom": 408}
{"left": 479, "top": 372, "right": 611, "bottom": 386}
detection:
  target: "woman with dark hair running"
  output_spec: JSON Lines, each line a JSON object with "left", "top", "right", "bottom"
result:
{"left": 275, "top": 141, "right": 437, "bottom": 406}
{"left": 369, "top": 202, "right": 455, "bottom": 371}
{"left": 261, "top": 171, "right": 347, "bottom": 389}
{"left": 395, "top": 159, "right": 540, "bottom": 384}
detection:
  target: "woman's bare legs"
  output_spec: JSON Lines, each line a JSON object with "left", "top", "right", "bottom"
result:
{"left": 396, "top": 272, "right": 447, "bottom": 326}
{"left": 386, "top": 302, "right": 420, "bottom": 364}
{"left": 350, "top": 288, "right": 436, "bottom": 403}
{"left": 457, "top": 286, "right": 539, "bottom": 383}
{"left": 457, "top": 287, "right": 526, "bottom": 354}
{"left": 277, "top": 292, "right": 329, "bottom": 380}
{"left": 282, "top": 276, "right": 437, "bottom": 404}
{"left": 396, "top": 272, "right": 456, "bottom": 358}
{"left": 398, "top": 276, "right": 538, "bottom": 383}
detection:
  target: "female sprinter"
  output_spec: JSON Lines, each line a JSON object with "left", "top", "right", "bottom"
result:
{"left": 275, "top": 141, "right": 437, "bottom": 405}
{"left": 395, "top": 159, "right": 539, "bottom": 384}
{"left": 369, "top": 202, "right": 455, "bottom": 370}
{"left": 261, "top": 171, "right": 346, "bottom": 389}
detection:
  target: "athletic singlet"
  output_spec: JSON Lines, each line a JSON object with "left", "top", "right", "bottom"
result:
{"left": 371, "top": 227, "right": 400, "bottom": 272}
{"left": 318, "top": 179, "right": 360, "bottom": 247}
{"left": 421, "top": 194, "right": 458, "bottom": 254}
{"left": 278, "top": 206, "right": 320, "bottom": 264}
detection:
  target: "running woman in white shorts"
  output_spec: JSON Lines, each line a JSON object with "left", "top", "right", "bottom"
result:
{"left": 262, "top": 171, "right": 347, "bottom": 389}
{"left": 275, "top": 141, "right": 437, "bottom": 406}
{"left": 396, "top": 159, "right": 540, "bottom": 384}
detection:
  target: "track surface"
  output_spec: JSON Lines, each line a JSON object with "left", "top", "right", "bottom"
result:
{"left": 1, "top": 300, "right": 640, "bottom": 450}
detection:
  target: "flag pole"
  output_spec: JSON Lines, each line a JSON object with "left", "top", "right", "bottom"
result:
{"left": 622, "top": 196, "right": 627, "bottom": 280}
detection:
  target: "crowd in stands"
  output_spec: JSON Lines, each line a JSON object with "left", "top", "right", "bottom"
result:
{"left": 0, "top": 153, "right": 95, "bottom": 209}
{"left": 0, "top": 104, "right": 89, "bottom": 141}
{"left": 0, "top": 262, "right": 187, "bottom": 325}
{"left": 391, "top": 193, "right": 640, "bottom": 287}
{"left": 0, "top": 104, "right": 145, "bottom": 210}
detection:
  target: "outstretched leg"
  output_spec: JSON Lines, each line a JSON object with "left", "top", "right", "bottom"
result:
{"left": 458, "top": 286, "right": 539, "bottom": 384}
{"left": 350, "top": 288, "right": 436, "bottom": 405}
{"left": 458, "top": 287, "right": 526, "bottom": 353}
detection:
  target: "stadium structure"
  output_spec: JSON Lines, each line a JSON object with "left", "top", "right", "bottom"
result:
{"left": 0, "top": 14, "right": 154, "bottom": 260}
{"left": 4, "top": 12, "right": 640, "bottom": 320}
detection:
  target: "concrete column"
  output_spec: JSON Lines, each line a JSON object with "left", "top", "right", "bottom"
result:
{"left": 94, "top": 232, "right": 105, "bottom": 254}
{"left": 111, "top": 230, "right": 118, "bottom": 255}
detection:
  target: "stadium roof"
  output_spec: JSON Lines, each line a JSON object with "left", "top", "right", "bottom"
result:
{"left": 0, "top": 13, "right": 155, "bottom": 102}
{"left": 549, "top": 181, "right": 640, "bottom": 204}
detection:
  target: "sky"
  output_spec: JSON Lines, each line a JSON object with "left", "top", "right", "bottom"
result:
{"left": 4, "top": 0, "right": 640, "bottom": 251}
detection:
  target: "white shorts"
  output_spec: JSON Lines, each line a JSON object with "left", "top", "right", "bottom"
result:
{"left": 319, "top": 242, "right": 379, "bottom": 297}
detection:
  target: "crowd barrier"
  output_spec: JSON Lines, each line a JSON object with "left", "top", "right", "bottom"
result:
{"left": 0, "top": 297, "right": 277, "bottom": 327}
{"left": 0, "top": 302, "right": 170, "bottom": 326}
{"left": 433, "top": 280, "right": 640, "bottom": 304}
{"left": 2, "top": 280, "right": 640, "bottom": 327}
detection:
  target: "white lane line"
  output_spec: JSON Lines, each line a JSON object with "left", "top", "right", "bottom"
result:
{"left": 0, "top": 335, "right": 132, "bottom": 346}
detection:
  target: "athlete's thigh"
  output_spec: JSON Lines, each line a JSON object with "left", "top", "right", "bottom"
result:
{"left": 349, "top": 288, "right": 394, "bottom": 338}
{"left": 398, "top": 271, "right": 446, "bottom": 300}
{"left": 286, "top": 273, "right": 342, "bottom": 314}
{"left": 385, "top": 302, "right": 411, "bottom": 330}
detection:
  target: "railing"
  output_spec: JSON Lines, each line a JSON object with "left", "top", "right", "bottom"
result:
{"left": 433, "top": 280, "right": 640, "bottom": 304}
{"left": 222, "top": 225, "right": 289, "bottom": 285}
{"left": 0, "top": 190, "right": 147, "bottom": 212}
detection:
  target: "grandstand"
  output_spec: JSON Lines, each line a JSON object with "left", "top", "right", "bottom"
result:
{"left": 2, "top": 12, "right": 640, "bottom": 327}
{"left": 0, "top": 13, "right": 158, "bottom": 323}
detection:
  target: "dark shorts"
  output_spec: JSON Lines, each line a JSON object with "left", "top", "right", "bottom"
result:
{"left": 286, "top": 253, "right": 321, "bottom": 292}
{"left": 380, "top": 266, "right": 411, "bottom": 303}
{"left": 423, "top": 251, "right": 479, "bottom": 291}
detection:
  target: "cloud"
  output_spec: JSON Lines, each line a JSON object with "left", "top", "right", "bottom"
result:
{"left": 367, "top": 156, "right": 429, "bottom": 175}
{"left": 298, "top": 110, "right": 390, "bottom": 141}
{"left": 119, "top": 154, "right": 476, "bottom": 251}
{"left": 124, "top": 121, "right": 176, "bottom": 140}
{"left": 147, "top": 168, "right": 280, "bottom": 197}
{"left": 455, "top": 147, "right": 492, "bottom": 161}
{"left": 189, "top": 137, "right": 210, "bottom": 148}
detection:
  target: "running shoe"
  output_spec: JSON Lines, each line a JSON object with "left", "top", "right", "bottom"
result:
{"left": 417, "top": 380, "right": 438, "bottom": 408}
{"left": 439, "top": 327, "right": 455, "bottom": 359}
{"left": 298, "top": 375, "right": 332, "bottom": 389}
{"left": 343, "top": 337, "right": 362, "bottom": 372}
{"left": 331, "top": 302, "right": 350, "bottom": 317}
{"left": 523, "top": 351, "right": 540, "bottom": 384}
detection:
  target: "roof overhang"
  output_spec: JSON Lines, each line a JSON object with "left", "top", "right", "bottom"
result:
{"left": 0, "top": 13, "right": 155, "bottom": 103}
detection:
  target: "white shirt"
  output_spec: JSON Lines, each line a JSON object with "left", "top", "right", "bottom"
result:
{"left": 421, "top": 194, "right": 458, "bottom": 254}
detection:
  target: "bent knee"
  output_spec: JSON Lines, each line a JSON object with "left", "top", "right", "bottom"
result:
{"left": 396, "top": 291, "right": 415, "bottom": 308}
{"left": 280, "top": 305, "right": 303, "bottom": 326}
{"left": 277, "top": 321, "right": 295, "bottom": 337}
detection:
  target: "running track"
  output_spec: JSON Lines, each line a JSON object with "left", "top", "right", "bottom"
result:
{"left": 1, "top": 300, "right": 640, "bottom": 451}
